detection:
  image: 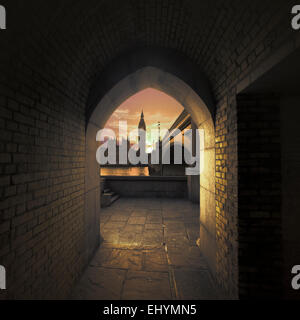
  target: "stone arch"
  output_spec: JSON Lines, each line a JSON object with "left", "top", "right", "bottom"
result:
{"left": 85, "top": 63, "right": 217, "bottom": 279}
{"left": 86, "top": 47, "right": 215, "bottom": 122}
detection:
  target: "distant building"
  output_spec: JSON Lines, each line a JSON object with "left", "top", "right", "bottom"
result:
{"left": 137, "top": 110, "right": 147, "bottom": 160}
{"left": 138, "top": 110, "right": 146, "bottom": 131}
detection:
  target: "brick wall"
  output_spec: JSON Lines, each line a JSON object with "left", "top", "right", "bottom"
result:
{"left": 214, "top": 93, "right": 239, "bottom": 298}
{"left": 0, "top": 0, "right": 298, "bottom": 299}
{"left": 0, "top": 55, "right": 89, "bottom": 299}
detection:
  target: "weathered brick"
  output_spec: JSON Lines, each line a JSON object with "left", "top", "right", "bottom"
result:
{"left": 0, "top": 0, "right": 295, "bottom": 300}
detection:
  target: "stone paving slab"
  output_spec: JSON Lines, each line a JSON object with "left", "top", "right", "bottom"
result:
{"left": 123, "top": 224, "right": 144, "bottom": 233}
{"left": 71, "top": 266, "right": 126, "bottom": 300}
{"left": 165, "top": 235, "right": 191, "bottom": 248}
{"left": 110, "top": 214, "right": 130, "bottom": 222}
{"left": 131, "top": 210, "right": 149, "bottom": 217}
{"left": 128, "top": 217, "right": 147, "bottom": 225}
{"left": 142, "top": 230, "right": 164, "bottom": 247}
{"left": 144, "top": 249, "right": 169, "bottom": 272}
{"left": 90, "top": 247, "right": 113, "bottom": 267}
{"left": 174, "top": 269, "right": 218, "bottom": 300}
{"left": 122, "top": 270, "right": 171, "bottom": 300}
{"left": 101, "top": 230, "right": 119, "bottom": 245}
{"left": 165, "top": 222, "right": 186, "bottom": 235}
{"left": 71, "top": 198, "right": 218, "bottom": 300}
{"left": 186, "top": 224, "right": 199, "bottom": 243}
{"left": 104, "top": 221, "right": 126, "bottom": 230}
{"left": 118, "top": 232, "right": 143, "bottom": 248}
{"left": 167, "top": 246, "right": 208, "bottom": 269}
{"left": 101, "top": 249, "right": 143, "bottom": 271}
{"left": 145, "top": 223, "right": 163, "bottom": 230}
{"left": 146, "top": 215, "right": 163, "bottom": 224}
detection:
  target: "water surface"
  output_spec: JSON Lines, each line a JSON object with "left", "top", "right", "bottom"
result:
{"left": 101, "top": 166, "right": 149, "bottom": 176}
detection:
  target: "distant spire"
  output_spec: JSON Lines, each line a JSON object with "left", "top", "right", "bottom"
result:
{"left": 138, "top": 109, "right": 146, "bottom": 130}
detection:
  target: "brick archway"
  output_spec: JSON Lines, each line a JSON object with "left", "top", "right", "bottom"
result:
{"left": 85, "top": 65, "right": 221, "bottom": 291}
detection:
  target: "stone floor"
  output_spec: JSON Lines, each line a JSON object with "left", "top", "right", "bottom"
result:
{"left": 71, "top": 198, "right": 218, "bottom": 300}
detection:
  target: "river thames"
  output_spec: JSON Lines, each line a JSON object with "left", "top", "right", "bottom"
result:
{"left": 100, "top": 166, "right": 149, "bottom": 176}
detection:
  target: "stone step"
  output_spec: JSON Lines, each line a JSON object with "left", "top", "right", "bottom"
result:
{"left": 100, "top": 178, "right": 106, "bottom": 191}
{"left": 110, "top": 193, "right": 120, "bottom": 205}
{"left": 101, "top": 189, "right": 120, "bottom": 208}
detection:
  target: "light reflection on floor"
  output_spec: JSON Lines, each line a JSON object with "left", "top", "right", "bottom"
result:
{"left": 71, "top": 198, "right": 218, "bottom": 300}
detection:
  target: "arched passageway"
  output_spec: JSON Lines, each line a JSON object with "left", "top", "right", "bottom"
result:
{"left": 80, "top": 57, "right": 219, "bottom": 298}
{"left": 3, "top": 0, "right": 297, "bottom": 301}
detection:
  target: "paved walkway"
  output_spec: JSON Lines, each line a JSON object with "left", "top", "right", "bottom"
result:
{"left": 71, "top": 198, "right": 218, "bottom": 300}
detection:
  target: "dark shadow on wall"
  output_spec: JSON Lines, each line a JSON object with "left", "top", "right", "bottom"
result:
{"left": 238, "top": 47, "right": 300, "bottom": 299}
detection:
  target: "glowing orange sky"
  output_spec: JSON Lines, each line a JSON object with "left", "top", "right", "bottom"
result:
{"left": 105, "top": 88, "right": 184, "bottom": 147}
